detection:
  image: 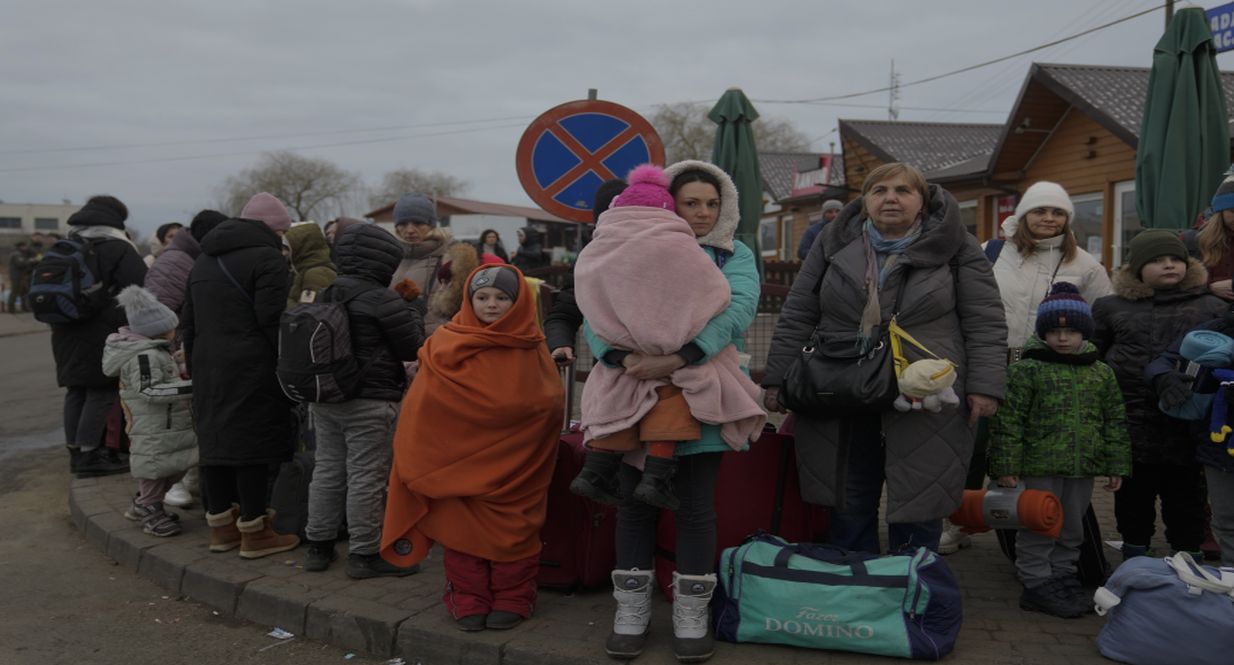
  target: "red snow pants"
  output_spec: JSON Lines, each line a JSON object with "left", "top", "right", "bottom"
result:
{"left": 442, "top": 547, "right": 539, "bottom": 619}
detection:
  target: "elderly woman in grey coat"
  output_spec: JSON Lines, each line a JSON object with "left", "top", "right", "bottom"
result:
{"left": 763, "top": 162, "right": 1008, "bottom": 554}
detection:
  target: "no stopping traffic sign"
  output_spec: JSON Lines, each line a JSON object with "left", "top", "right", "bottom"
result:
{"left": 516, "top": 99, "right": 665, "bottom": 223}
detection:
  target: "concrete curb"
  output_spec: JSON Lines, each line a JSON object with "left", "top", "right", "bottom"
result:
{"left": 68, "top": 474, "right": 608, "bottom": 663}
{"left": 68, "top": 469, "right": 1118, "bottom": 664}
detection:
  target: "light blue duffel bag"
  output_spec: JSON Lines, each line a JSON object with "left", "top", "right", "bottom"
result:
{"left": 1094, "top": 552, "right": 1234, "bottom": 665}
{"left": 714, "top": 533, "right": 962, "bottom": 660}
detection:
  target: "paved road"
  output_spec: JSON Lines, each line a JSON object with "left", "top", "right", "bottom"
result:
{"left": 0, "top": 332, "right": 384, "bottom": 665}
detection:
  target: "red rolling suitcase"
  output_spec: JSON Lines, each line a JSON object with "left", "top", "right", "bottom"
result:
{"left": 653, "top": 423, "right": 829, "bottom": 597}
{"left": 536, "top": 364, "right": 618, "bottom": 590}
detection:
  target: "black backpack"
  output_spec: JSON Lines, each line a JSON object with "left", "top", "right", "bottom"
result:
{"left": 276, "top": 288, "right": 370, "bottom": 403}
{"left": 28, "top": 237, "right": 107, "bottom": 323}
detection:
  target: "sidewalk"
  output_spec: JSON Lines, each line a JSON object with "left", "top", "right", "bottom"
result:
{"left": 0, "top": 312, "right": 48, "bottom": 338}
{"left": 71, "top": 472, "right": 1130, "bottom": 665}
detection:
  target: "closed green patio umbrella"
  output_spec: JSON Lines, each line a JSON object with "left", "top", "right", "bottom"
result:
{"left": 710, "top": 88, "right": 765, "bottom": 274}
{"left": 1135, "top": 6, "right": 1230, "bottom": 229}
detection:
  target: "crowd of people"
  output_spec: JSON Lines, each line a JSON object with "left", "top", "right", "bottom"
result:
{"left": 24, "top": 159, "right": 1234, "bottom": 662}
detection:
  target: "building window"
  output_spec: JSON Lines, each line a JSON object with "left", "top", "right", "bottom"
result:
{"left": 0, "top": 217, "right": 21, "bottom": 230}
{"left": 1113, "top": 181, "right": 1141, "bottom": 267}
{"left": 780, "top": 217, "right": 797, "bottom": 259}
{"left": 958, "top": 201, "right": 978, "bottom": 236}
{"left": 759, "top": 219, "right": 778, "bottom": 257}
{"left": 34, "top": 217, "right": 59, "bottom": 231}
{"left": 1070, "top": 193, "right": 1104, "bottom": 261}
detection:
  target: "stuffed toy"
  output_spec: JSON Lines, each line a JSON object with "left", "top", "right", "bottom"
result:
{"left": 893, "top": 358, "right": 960, "bottom": 413}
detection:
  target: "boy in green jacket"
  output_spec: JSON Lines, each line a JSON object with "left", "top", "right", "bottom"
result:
{"left": 989, "top": 282, "right": 1130, "bottom": 619}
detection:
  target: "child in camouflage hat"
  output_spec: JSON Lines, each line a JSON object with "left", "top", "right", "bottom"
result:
{"left": 988, "top": 282, "right": 1131, "bottom": 619}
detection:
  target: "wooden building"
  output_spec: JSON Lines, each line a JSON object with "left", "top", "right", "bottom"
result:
{"left": 758, "top": 151, "right": 845, "bottom": 260}
{"left": 987, "top": 63, "right": 1234, "bottom": 267}
{"left": 837, "top": 62, "right": 1234, "bottom": 269}
{"left": 840, "top": 119, "right": 1004, "bottom": 239}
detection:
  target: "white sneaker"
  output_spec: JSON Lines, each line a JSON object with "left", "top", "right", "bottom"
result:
{"left": 181, "top": 466, "right": 200, "bottom": 496}
{"left": 937, "top": 519, "right": 971, "bottom": 555}
{"left": 163, "top": 482, "right": 194, "bottom": 508}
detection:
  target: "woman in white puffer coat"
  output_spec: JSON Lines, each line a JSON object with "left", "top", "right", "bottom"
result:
{"left": 986, "top": 181, "right": 1112, "bottom": 357}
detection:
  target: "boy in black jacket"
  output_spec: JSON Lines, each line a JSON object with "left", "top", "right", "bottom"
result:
{"left": 302, "top": 223, "right": 425, "bottom": 579}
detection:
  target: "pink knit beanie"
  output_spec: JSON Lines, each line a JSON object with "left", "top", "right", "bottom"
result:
{"left": 240, "top": 192, "right": 293, "bottom": 233}
{"left": 611, "top": 164, "right": 675, "bottom": 211}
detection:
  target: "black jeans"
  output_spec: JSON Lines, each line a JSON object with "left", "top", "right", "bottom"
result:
{"left": 615, "top": 452, "right": 722, "bottom": 575}
{"left": 201, "top": 464, "right": 270, "bottom": 521}
{"left": 828, "top": 416, "right": 942, "bottom": 554}
{"left": 63, "top": 386, "right": 115, "bottom": 452}
{"left": 1115, "top": 461, "right": 1205, "bottom": 551}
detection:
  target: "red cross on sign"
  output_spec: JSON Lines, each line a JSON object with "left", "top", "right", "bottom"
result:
{"left": 516, "top": 99, "right": 665, "bottom": 223}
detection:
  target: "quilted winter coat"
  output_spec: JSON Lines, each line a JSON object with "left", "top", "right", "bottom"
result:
{"left": 144, "top": 229, "right": 201, "bottom": 314}
{"left": 101, "top": 331, "right": 197, "bottom": 479}
{"left": 985, "top": 215, "right": 1112, "bottom": 349}
{"left": 327, "top": 223, "right": 425, "bottom": 402}
{"left": 181, "top": 218, "right": 293, "bottom": 467}
{"left": 764, "top": 185, "right": 1008, "bottom": 523}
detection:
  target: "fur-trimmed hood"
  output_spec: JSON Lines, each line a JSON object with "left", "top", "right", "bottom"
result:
{"left": 1112, "top": 257, "right": 1209, "bottom": 301}
{"left": 663, "top": 160, "right": 740, "bottom": 253}
{"left": 428, "top": 241, "right": 481, "bottom": 320}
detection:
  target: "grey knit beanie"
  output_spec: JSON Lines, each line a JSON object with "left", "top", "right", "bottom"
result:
{"left": 116, "top": 286, "right": 179, "bottom": 338}
{"left": 468, "top": 266, "right": 520, "bottom": 303}
{"left": 393, "top": 193, "right": 437, "bottom": 227}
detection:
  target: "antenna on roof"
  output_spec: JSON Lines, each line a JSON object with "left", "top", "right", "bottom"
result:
{"left": 888, "top": 60, "right": 901, "bottom": 121}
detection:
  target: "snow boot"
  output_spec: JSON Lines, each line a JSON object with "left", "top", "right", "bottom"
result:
{"left": 605, "top": 568, "right": 654, "bottom": 659}
{"left": 205, "top": 504, "right": 241, "bottom": 553}
{"left": 569, "top": 450, "right": 623, "bottom": 505}
{"left": 633, "top": 455, "right": 679, "bottom": 511}
{"left": 237, "top": 510, "right": 299, "bottom": 559}
{"left": 672, "top": 572, "right": 716, "bottom": 662}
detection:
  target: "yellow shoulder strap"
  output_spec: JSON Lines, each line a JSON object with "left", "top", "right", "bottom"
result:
{"left": 888, "top": 318, "right": 954, "bottom": 378}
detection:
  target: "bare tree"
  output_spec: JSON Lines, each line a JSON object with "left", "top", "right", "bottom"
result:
{"left": 368, "top": 168, "right": 470, "bottom": 209}
{"left": 214, "top": 151, "right": 362, "bottom": 221}
{"left": 650, "top": 102, "right": 813, "bottom": 164}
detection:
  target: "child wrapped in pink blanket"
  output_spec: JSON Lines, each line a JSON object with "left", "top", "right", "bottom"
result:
{"left": 569, "top": 164, "right": 765, "bottom": 510}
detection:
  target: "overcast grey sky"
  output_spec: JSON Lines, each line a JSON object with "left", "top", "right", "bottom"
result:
{"left": 3, "top": 0, "right": 1229, "bottom": 236}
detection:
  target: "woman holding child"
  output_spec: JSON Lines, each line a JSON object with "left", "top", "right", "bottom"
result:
{"left": 575, "top": 160, "right": 761, "bottom": 663}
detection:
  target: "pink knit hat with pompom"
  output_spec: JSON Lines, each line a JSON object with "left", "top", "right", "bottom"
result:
{"left": 611, "top": 164, "right": 675, "bottom": 211}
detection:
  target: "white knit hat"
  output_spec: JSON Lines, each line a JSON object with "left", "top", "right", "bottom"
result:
{"left": 1014, "top": 181, "right": 1074, "bottom": 222}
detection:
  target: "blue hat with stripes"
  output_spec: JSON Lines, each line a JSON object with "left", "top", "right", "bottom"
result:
{"left": 1035, "top": 282, "right": 1094, "bottom": 340}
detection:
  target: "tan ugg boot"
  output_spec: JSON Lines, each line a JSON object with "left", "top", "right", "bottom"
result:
{"left": 236, "top": 510, "right": 300, "bottom": 559}
{"left": 205, "top": 504, "right": 241, "bottom": 553}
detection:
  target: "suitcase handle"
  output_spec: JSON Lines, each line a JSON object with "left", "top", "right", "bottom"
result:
{"left": 559, "top": 363, "right": 577, "bottom": 433}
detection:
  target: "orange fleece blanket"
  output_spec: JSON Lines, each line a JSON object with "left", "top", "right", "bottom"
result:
{"left": 950, "top": 488, "right": 1063, "bottom": 539}
{"left": 381, "top": 266, "right": 564, "bottom": 567}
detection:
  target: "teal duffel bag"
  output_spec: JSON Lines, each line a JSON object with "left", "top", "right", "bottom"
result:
{"left": 715, "top": 533, "right": 963, "bottom": 660}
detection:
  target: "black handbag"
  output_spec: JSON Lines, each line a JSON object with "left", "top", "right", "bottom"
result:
{"left": 778, "top": 268, "right": 911, "bottom": 418}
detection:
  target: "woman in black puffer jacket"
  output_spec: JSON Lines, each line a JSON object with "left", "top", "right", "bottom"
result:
{"left": 183, "top": 192, "right": 297, "bottom": 559}
{"left": 302, "top": 223, "right": 425, "bottom": 578}
{"left": 51, "top": 195, "right": 148, "bottom": 478}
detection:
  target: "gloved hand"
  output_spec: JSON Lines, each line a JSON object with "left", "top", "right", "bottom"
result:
{"left": 1155, "top": 371, "right": 1195, "bottom": 410}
